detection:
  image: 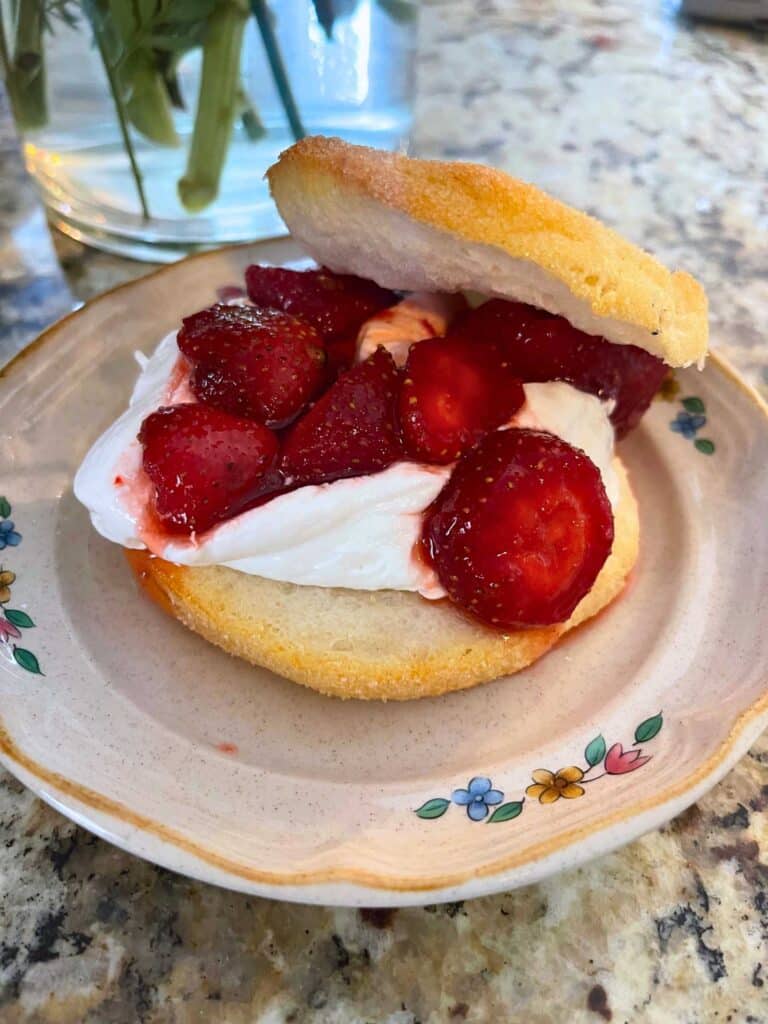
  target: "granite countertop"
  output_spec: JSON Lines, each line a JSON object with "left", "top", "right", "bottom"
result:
{"left": 1, "top": 1, "right": 768, "bottom": 1021}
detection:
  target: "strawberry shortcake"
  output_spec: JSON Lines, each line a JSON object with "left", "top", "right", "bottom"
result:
{"left": 75, "top": 138, "right": 708, "bottom": 699}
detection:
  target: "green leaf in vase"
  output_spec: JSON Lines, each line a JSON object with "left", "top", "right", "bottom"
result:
{"left": 108, "top": 0, "right": 179, "bottom": 146}
{"left": 238, "top": 85, "right": 266, "bottom": 141}
{"left": 82, "top": 0, "right": 150, "bottom": 218}
{"left": 41, "top": 1, "right": 81, "bottom": 34}
{"left": 154, "top": 48, "right": 186, "bottom": 109}
{"left": 143, "top": 0, "right": 219, "bottom": 54}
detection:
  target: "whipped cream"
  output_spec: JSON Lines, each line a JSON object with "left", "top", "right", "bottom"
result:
{"left": 508, "top": 382, "right": 618, "bottom": 506}
{"left": 75, "top": 308, "right": 618, "bottom": 599}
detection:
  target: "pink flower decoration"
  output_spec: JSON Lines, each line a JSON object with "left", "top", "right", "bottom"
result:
{"left": 604, "top": 742, "right": 651, "bottom": 775}
{"left": 0, "top": 617, "right": 21, "bottom": 643}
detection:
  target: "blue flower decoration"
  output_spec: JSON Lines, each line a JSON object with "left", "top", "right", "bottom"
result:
{"left": 452, "top": 776, "right": 504, "bottom": 821}
{"left": 670, "top": 410, "right": 706, "bottom": 440}
{"left": 0, "top": 520, "right": 21, "bottom": 550}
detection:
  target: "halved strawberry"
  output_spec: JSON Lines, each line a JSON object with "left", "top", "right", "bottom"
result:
{"left": 450, "top": 299, "right": 666, "bottom": 437}
{"left": 423, "top": 429, "right": 614, "bottom": 628}
{"left": 178, "top": 304, "right": 325, "bottom": 427}
{"left": 139, "top": 404, "right": 279, "bottom": 535}
{"left": 281, "top": 347, "right": 402, "bottom": 487}
{"left": 399, "top": 336, "right": 525, "bottom": 464}
{"left": 244, "top": 265, "right": 397, "bottom": 340}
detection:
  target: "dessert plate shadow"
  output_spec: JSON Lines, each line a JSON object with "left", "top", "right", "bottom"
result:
{"left": 1, "top": 238, "right": 766, "bottom": 906}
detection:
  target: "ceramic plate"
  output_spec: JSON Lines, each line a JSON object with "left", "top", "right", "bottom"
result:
{"left": 1, "top": 239, "right": 767, "bottom": 907}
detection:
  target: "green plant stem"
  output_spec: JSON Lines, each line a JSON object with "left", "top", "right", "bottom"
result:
{"left": 124, "top": 53, "right": 180, "bottom": 146}
{"left": 109, "top": 0, "right": 179, "bottom": 146}
{"left": 237, "top": 82, "right": 266, "bottom": 140}
{"left": 249, "top": 0, "right": 306, "bottom": 142}
{"left": 0, "top": 13, "right": 17, "bottom": 111}
{"left": 86, "top": 10, "right": 150, "bottom": 221}
{"left": 178, "top": 0, "right": 249, "bottom": 213}
{"left": 2, "top": 1, "right": 47, "bottom": 131}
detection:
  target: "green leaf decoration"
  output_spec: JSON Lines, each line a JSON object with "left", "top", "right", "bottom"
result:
{"left": 694, "top": 438, "right": 715, "bottom": 455}
{"left": 415, "top": 798, "right": 450, "bottom": 819}
{"left": 682, "top": 396, "right": 705, "bottom": 414}
{"left": 488, "top": 801, "right": 524, "bottom": 824}
{"left": 5, "top": 609, "right": 34, "bottom": 629}
{"left": 584, "top": 734, "right": 607, "bottom": 767}
{"left": 0, "top": 497, "right": 10, "bottom": 519}
{"left": 13, "top": 647, "right": 42, "bottom": 675}
{"left": 635, "top": 712, "right": 663, "bottom": 744}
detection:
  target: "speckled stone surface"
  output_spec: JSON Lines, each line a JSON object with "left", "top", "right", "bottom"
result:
{"left": 1, "top": 1, "right": 767, "bottom": 1021}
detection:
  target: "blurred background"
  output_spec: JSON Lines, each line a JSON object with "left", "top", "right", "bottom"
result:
{"left": 1, "top": 0, "right": 417, "bottom": 259}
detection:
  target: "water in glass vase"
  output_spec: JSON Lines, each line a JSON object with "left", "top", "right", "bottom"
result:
{"left": 14, "top": 0, "right": 415, "bottom": 261}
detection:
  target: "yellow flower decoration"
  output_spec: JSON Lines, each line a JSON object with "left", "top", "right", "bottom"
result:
{"left": 526, "top": 766, "right": 585, "bottom": 804}
{"left": 656, "top": 373, "right": 681, "bottom": 402}
{"left": 0, "top": 569, "right": 15, "bottom": 604}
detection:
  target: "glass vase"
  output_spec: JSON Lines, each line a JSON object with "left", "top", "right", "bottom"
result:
{"left": 0, "top": 0, "right": 415, "bottom": 262}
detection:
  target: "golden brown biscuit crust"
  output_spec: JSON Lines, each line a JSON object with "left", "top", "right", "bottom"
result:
{"left": 267, "top": 137, "right": 708, "bottom": 367}
{"left": 126, "top": 459, "right": 639, "bottom": 701}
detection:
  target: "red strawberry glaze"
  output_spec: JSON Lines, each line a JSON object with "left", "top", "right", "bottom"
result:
{"left": 165, "top": 354, "right": 196, "bottom": 405}
{"left": 112, "top": 444, "right": 171, "bottom": 553}
{"left": 108, "top": 351, "right": 200, "bottom": 552}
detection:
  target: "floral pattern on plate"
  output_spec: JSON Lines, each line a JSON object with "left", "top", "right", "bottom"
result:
{"left": 659, "top": 375, "right": 715, "bottom": 455}
{"left": 0, "top": 496, "right": 42, "bottom": 675}
{"left": 415, "top": 713, "right": 663, "bottom": 823}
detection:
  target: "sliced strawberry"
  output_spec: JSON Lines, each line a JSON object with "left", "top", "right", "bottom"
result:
{"left": 450, "top": 299, "right": 666, "bottom": 437}
{"left": 399, "top": 336, "right": 525, "bottom": 464}
{"left": 244, "top": 265, "right": 397, "bottom": 340}
{"left": 177, "top": 304, "right": 325, "bottom": 427}
{"left": 423, "top": 429, "right": 614, "bottom": 628}
{"left": 281, "top": 347, "right": 402, "bottom": 487}
{"left": 450, "top": 298, "right": 549, "bottom": 341}
{"left": 139, "top": 404, "right": 279, "bottom": 535}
